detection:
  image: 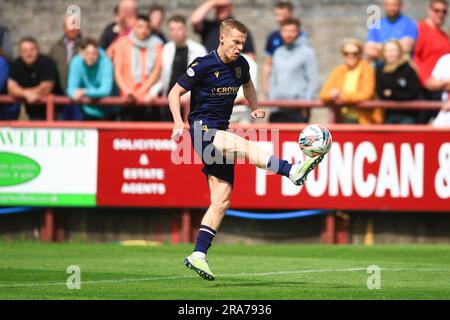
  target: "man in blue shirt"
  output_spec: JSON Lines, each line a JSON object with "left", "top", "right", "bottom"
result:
{"left": 365, "top": 0, "right": 417, "bottom": 61}
{"left": 168, "top": 19, "right": 325, "bottom": 281}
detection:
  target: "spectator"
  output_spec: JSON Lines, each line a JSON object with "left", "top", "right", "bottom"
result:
{"left": 0, "top": 48, "right": 20, "bottom": 120}
{"left": 114, "top": 14, "right": 163, "bottom": 120}
{"left": 414, "top": 0, "right": 450, "bottom": 93}
{"left": 263, "top": 0, "right": 306, "bottom": 98}
{"left": 414, "top": 0, "right": 450, "bottom": 123}
{"left": 99, "top": 5, "right": 122, "bottom": 50}
{"left": 429, "top": 54, "right": 450, "bottom": 126}
{"left": 149, "top": 4, "right": 167, "bottom": 43}
{"left": 0, "top": 23, "right": 13, "bottom": 59}
{"left": 150, "top": 14, "right": 207, "bottom": 120}
{"left": 67, "top": 38, "right": 119, "bottom": 121}
{"left": 104, "top": 0, "right": 138, "bottom": 59}
{"left": 8, "top": 37, "right": 63, "bottom": 120}
{"left": 376, "top": 40, "right": 420, "bottom": 124}
{"left": 268, "top": 18, "right": 320, "bottom": 123}
{"left": 365, "top": 0, "right": 417, "bottom": 61}
{"left": 190, "top": 0, "right": 256, "bottom": 58}
{"left": 49, "top": 14, "right": 82, "bottom": 93}
{"left": 320, "top": 39, "right": 380, "bottom": 124}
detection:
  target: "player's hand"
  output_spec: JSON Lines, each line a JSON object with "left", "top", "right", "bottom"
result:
{"left": 251, "top": 109, "right": 266, "bottom": 119}
{"left": 171, "top": 122, "right": 185, "bottom": 142}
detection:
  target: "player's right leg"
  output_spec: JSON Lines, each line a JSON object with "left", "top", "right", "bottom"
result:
{"left": 212, "top": 130, "right": 324, "bottom": 186}
{"left": 185, "top": 175, "right": 232, "bottom": 281}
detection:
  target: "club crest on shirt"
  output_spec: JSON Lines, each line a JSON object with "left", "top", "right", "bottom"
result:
{"left": 187, "top": 68, "right": 195, "bottom": 77}
{"left": 235, "top": 67, "right": 242, "bottom": 79}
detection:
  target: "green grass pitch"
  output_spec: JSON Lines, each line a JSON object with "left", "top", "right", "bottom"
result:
{"left": 1, "top": 242, "right": 449, "bottom": 299}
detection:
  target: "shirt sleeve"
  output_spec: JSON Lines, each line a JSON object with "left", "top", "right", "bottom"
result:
{"left": 0, "top": 58, "right": 9, "bottom": 89}
{"left": 176, "top": 58, "right": 205, "bottom": 91}
{"left": 431, "top": 56, "right": 446, "bottom": 80}
{"left": 366, "top": 27, "right": 379, "bottom": 43}
{"left": 264, "top": 34, "right": 274, "bottom": 56}
{"left": 242, "top": 58, "right": 251, "bottom": 85}
{"left": 403, "top": 18, "right": 418, "bottom": 40}
{"left": 40, "top": 57, "right": 58, "bottom": 82}
{"left": 8, "top": 59, "right": 20, "bottom": 83}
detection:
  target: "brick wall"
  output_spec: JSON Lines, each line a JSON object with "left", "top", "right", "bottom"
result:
{"left": 1, "top": 0, "right": 446, "bottom": 84}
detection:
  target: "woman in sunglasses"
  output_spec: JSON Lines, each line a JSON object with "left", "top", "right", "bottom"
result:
{"left": 320, "top": 38, "right": 382, "bottom": 124}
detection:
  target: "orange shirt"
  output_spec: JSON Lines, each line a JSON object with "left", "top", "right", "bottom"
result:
{"left": 114, "top": 35, "right": 162, "bottom": 99}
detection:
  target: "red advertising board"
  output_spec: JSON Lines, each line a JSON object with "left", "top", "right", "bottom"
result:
{"left": 97, "top": 127, "right": 450, "bottom": 211}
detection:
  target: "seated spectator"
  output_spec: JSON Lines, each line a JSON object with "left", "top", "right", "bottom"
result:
{"left": 263, "top": 0, "right": 308, "bottom": 98}
{"left": 67, "top": 38, "right": 119, "bottom": 121}
{"left": 150, "top": 14, "right": 207, "bottom": 120}
{"left": 114, "top": 14, "right": 163, "bottom": 120}
{"left": 104, "top": 0, "right": 138, "bottom": 59}
{"left": 365, "top": 0, "right": 417, "bottom": 61}
{"left": 0, "top": 49, "right": 20, "bottom": 120}
{"left": 190, "top": 0, "right": 256, "bottom": 58}
{"left": 0, "top": 23, "right": 13, "bottom": 59}
{"left": 429, "top": 54, "right": 450, "bottom": 126}
{"left": 414, "top": 0, "right": 450, "bottom": 123}
{"left": 49, "top": 13, "right": 83, "bottom": 120}
{"left": 8, "top": 37, "right": 63, "bottom": 120}
{"left": 268, "top": 18, "right": 319, "bottom": 123}
{"left": 376, "top": 40, "right": 420, "bottom": 124}
{"left": 149, "top": 4, "right": 167, "bottom": 43}
{"left": 320, "top": 39, "right": 380, "bottom": 124}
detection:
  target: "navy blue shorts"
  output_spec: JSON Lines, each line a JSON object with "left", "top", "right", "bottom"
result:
{"left": 189, "top": 122, "right": 235, "bottom": 187}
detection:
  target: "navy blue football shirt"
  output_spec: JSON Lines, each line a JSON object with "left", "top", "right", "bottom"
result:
{"left": 177, "top": 50, "right": 251, "bottom": 129}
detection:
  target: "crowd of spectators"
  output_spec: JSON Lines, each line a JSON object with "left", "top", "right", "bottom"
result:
{"left": 0, "top": 0, "right": 449, "bottom": 126}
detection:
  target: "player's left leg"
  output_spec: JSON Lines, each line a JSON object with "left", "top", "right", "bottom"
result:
{"left": 212, "top": 130, "right": 323, "bottom": 186}
{"left": 185, "top": 175, "right": 232, "bottom": 281}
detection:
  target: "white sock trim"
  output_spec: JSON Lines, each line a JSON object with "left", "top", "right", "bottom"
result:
{"left": 192, "top": 251, "right": 206, "bottom": 260}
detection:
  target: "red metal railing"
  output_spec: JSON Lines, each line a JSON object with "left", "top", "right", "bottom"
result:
{"left": 0, "top": 94, "right": 445, "bottom": 123}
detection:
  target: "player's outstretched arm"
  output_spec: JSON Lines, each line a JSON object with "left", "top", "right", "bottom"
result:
{"left": 168, "top": 83, "right": 188, "bottom": 141}
{"left": 243, "top": 79, "right": 265, "bottom": 119}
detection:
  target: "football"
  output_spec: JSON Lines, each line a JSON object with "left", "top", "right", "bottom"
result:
{"left": 298, "top": 124, "right": 332, "bottom": 157}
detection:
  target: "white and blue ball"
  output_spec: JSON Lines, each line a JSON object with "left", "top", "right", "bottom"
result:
{"left": 298, "top": 124, "right": 332, "bottom": 157}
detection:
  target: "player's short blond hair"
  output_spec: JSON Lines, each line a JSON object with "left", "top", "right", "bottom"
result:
{"left": 219, "top": 19, "right": 247, "bottom": 36}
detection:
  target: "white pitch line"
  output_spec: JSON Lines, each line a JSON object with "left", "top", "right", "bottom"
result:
{"left": 0, "top": 267, "right": 448, "bottom": 289}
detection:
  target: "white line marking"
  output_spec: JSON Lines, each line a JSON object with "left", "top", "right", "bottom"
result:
{"left": 0, "top": 267, "right": 448, "bottom": 289}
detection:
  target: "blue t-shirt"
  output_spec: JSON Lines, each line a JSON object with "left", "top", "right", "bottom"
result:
{"left": 367, "top": 14, "right": 417, "bottom": 43}
{"left": 177, "top": 50, "right": 251, "bottom": 129}
{"left": 264, "top": 30, "right": 308, "bottom": 56}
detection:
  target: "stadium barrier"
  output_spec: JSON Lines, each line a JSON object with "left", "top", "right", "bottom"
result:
{"left": 0, "top": 95, "right": 449, "bottom": 244}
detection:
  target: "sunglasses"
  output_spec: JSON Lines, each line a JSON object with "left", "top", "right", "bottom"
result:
{"left": 432, "top": 7, "right": 448, "bottom": 15}
{"left": 343, "top": 51, "right": 360, "bottom": 57}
